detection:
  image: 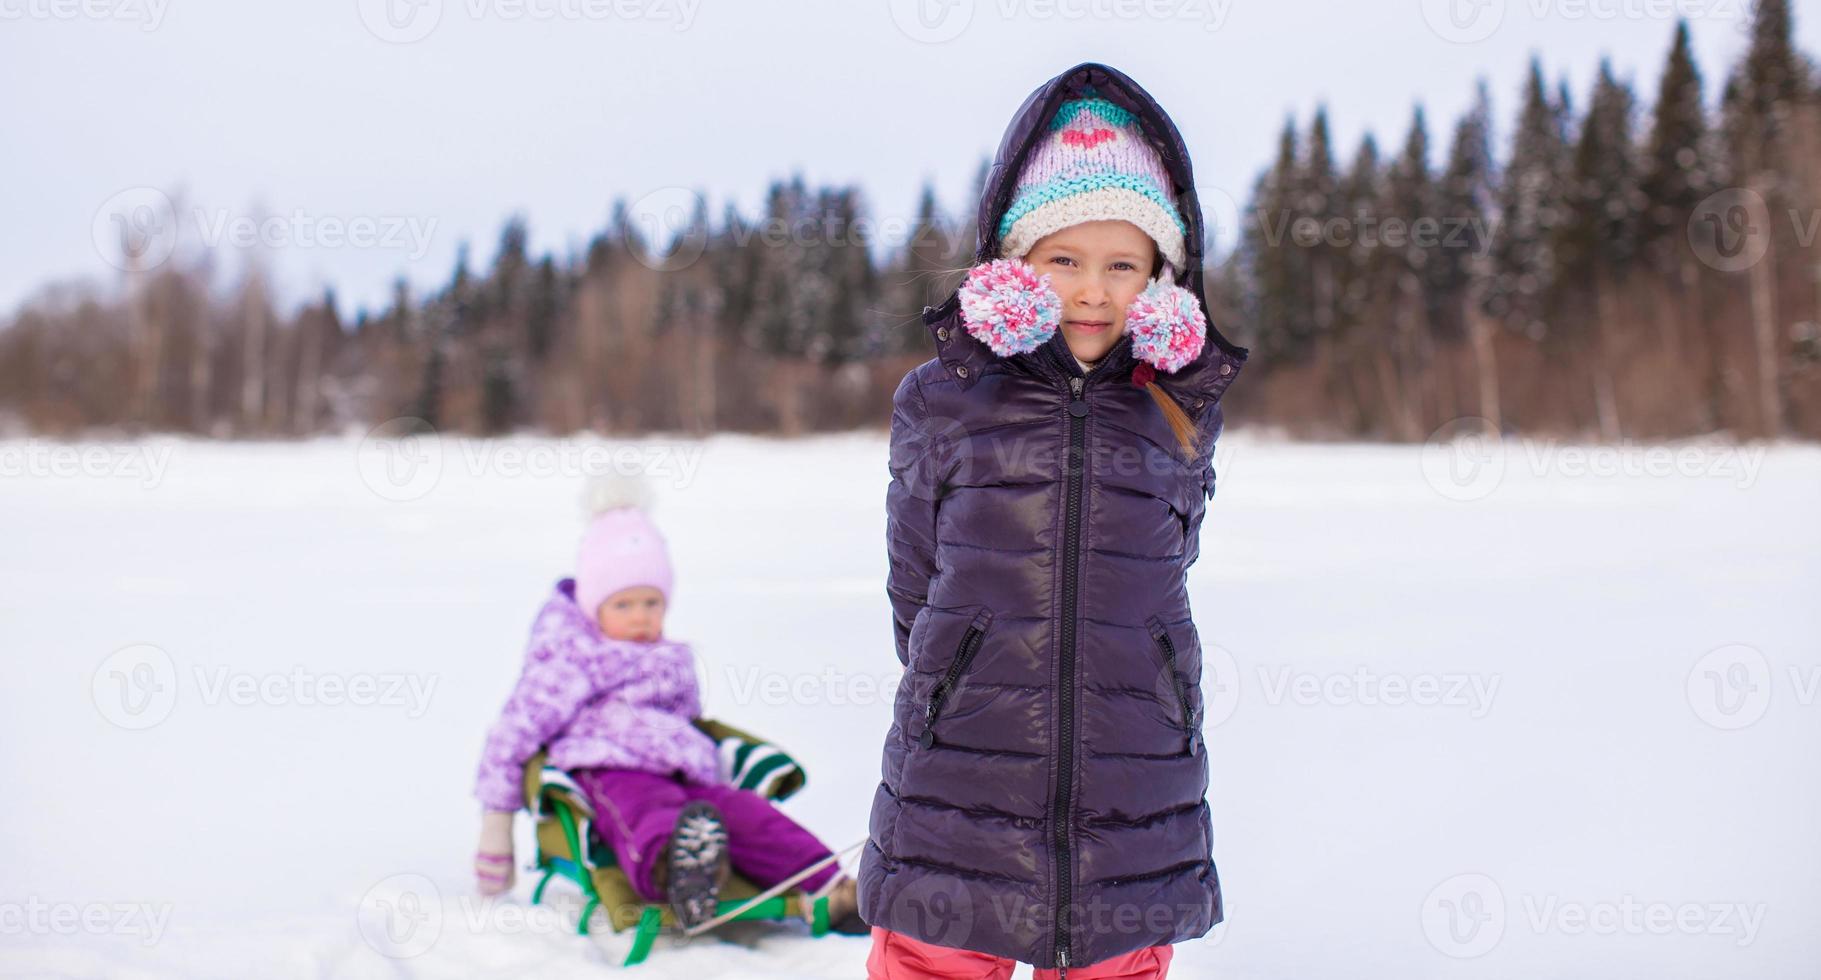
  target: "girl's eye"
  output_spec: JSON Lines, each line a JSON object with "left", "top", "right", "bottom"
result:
{"left": 1112, "top": 261, "right": 1136, "bottom": 272}
{"left": 1049, "top": 256, "right": 1076, "bottom": 267}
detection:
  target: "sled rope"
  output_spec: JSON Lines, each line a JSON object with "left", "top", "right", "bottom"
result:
{"left": 681, "top": 837, "right": 867, "bottom": 937}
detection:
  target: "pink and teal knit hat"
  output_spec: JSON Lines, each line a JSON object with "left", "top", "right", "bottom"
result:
{"left": 996, "top": 96, "right": 1188, "bottom": 269}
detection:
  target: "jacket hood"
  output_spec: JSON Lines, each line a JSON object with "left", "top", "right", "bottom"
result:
{"left": 923, "top": 62, "right": 1248, "bottom": 400}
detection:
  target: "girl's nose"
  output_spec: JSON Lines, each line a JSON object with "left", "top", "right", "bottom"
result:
{"left": 1073, "top": 275, "right": 1109, "bottom": 308}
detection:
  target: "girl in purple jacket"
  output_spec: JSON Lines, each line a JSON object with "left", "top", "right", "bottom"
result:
{"left": 860, "top": 63, "right": 1247, "bottom": 979}
{"left": 472, "top": 479, "right": 866, "bottom": 934}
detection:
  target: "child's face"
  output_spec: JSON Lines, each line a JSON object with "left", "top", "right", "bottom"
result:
{"left": 1026, "top": 220, "right": 1158, "bottom": 366}
{"left": 595, "top": 586, "right": 666, "bottom": 641}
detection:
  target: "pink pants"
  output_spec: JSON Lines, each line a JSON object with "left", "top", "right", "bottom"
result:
{"left": 571, "top": 768, "right": 840, "bottom": 903}
{"left": 866, "top": 926, "right": 1173, "bottom": 979}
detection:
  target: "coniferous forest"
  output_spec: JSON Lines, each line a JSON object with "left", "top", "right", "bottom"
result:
{"left": 4, "top": 5, "right": 1818, "bottom": 441}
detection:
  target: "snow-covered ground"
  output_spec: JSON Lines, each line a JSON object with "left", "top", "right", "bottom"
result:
{"left": 2, "top": 429, "right": 1818, "bottom": 979}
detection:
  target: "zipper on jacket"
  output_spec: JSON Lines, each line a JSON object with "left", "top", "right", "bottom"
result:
{"left": 1054, "top": 373, "right": 1088, "bottom": 970}
{"left": 920, "top": 611, "right": 992, "bottom": 749}
{"left": 1148, "top": 619, "right": 1199, "bottom": 756}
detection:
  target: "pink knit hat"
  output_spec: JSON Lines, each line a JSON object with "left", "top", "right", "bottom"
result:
{"left": 574, "top": 475, "right": 673, "bottom": 621}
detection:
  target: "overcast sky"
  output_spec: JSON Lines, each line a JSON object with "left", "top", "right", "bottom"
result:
{"left": 3, "top": 0, "right": 1813, "bottom": 320}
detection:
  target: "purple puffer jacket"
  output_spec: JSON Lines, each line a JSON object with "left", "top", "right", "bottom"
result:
{"left": 473, "top": 577, "right": 720, "bottom": 812}
{"left": 856, "top": 63, "right": 1248, "bottom": 970}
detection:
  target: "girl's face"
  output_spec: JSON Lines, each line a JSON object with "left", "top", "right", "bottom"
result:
{"left": 1025, "top": 220, "right": 1158, "bottom": 366}
{"left": 596, "top": 586, "right": 666, "bottom": 641}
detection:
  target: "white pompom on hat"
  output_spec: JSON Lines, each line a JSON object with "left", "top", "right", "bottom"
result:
{"left": 574, "top": 472, "right": 673, "bottom": 622}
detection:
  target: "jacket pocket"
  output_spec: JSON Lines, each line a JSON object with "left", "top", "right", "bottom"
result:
{"left": 918, "top": 607, "right": 995, "bottom": 749}
{"left": 1146, "top": 615, "right": 1200, "bottom": 756}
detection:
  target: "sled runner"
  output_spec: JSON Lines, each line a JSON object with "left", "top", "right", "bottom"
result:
{"left": 521, "top": 717, "right": 840, "bottom": 966}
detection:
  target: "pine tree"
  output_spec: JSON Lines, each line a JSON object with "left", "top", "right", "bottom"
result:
{"left": 1638, "top": 21, "right": 1715, "bottom": 258}
{"left": 1435, "top": 81, "right": 1502, "bottom": 425}
{"left": 1300, "top": 106, "right": 1342, "bottom": 349}
{"left": 1558, "top": 59, "right": 1642, "bottom": 286}
{"left": 1557, "top": 59, "right": 1642, "bottom": 437}
{"left": 1243, "top": 117, "right": 1307, "bottom": 361}
{"left": 1433, "top": 82, "right": 1496, "bottom": 341}
{"left": 1488, "top": 58, "right": 1570, "bottom": 339}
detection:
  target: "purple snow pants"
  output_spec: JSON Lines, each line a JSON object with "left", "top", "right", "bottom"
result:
{"left": 571, "top": 768, "right": 839, "bottom": 902}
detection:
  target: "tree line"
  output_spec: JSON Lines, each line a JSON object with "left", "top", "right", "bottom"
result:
{"left": 2, "top": 3, "right": 1817, "bottom": 442}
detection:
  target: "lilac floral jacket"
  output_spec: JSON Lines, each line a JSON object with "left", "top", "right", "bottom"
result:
{"left": 473, "top": 577, "right": 721, "bottom": 812}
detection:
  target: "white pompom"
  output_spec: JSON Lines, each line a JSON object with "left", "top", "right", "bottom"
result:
{"left": 581, "top": 471, "right": 655, "bottom": 517}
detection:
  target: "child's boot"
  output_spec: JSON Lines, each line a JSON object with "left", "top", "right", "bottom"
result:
{"left": 650, "top": 801, "right": 731, "bottom": 930}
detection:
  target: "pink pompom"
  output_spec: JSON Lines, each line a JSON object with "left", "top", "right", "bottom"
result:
{"left": 958, "top": 259, "right": 1061, "bottom": 357}
{"left": 1125, "top": 278, "right": 1206, "bottom": 374}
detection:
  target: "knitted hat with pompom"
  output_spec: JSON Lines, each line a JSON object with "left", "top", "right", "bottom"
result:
{"left": 997, "top": 93, "right": 1188, "bottom": 270}
{"left": 575, "top": 473, "right": 673, "bottom": 622}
